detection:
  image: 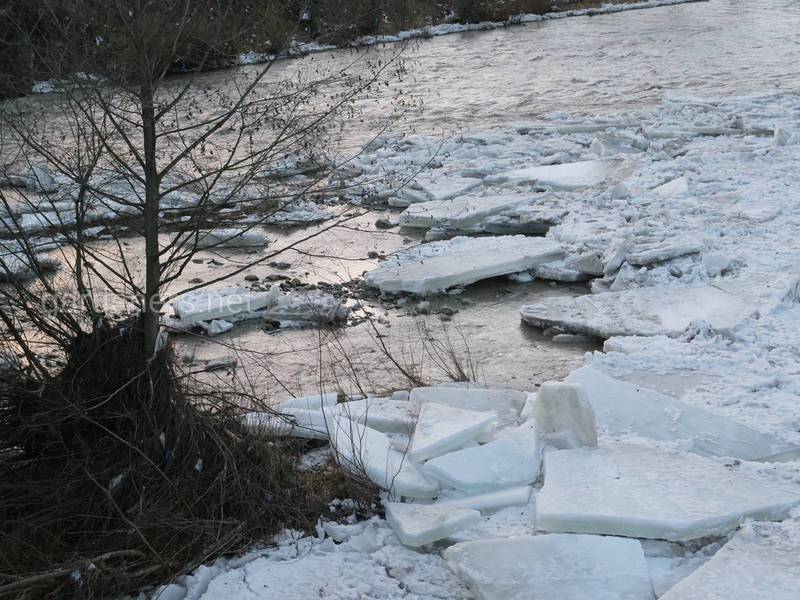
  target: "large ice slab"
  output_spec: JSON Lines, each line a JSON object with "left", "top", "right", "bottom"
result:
{"left": 192, "top": 228, "right": 267, "bottom": 249}
{"left": 660, "top": 520, "right": 800, "bottom": 600}
{"left": 243, "top": 408, "right": 330, "bottom": 440}
{"left": 536, "top": 445, "right": 800, "bottom": 542}
{"left": 172, "top": 287, "right": 272, "bottom": 323}
{"left": 410, "top": 386, "right": 526, "bottom": 429}
{"left": 444, "top": 534, "right": 653, "bottom": 600}
{"left": 521, "top": 275, "right": 799, "bottom": 339}
{"left": 277, "top": 392, "right": 340, "bottom": 411}
{"left": 331, "top": 398, "right": 417, "bottom": 434}
{"left": 435, "top": 486, "right": 532, "bottom": 512}
{"left": 331, "top": 423, "right": 438, "bottom": 499}
{"left": 364, "top": 236, "right": 564, "bottom": 294}
{"left": 566, "top": 367, "right": 795, "bottom": 461}
{"left": 385, "top": 502, "right": 481, "bottom": 547}
{"left": 410, "top": 402, "right": 497, "bottom": 461}
{"left": 423, "top": 421, "right": 541, "bottom": 493}
{"left": 489, "top": 158, "right": 636, "bottom": 190}
{"left": 398, "top": 194, "right": 532, "bottom": 231}
{"left": 260, "top": 290, "right": 348, "bottom": 325}
{"left": 170, "top": 286, "right": 347, "bottom": 328}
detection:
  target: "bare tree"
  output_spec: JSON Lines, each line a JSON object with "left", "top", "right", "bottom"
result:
{"left": 1, "top": 0, "right": 405, "bottom": 361}
{"left": 0, "top": 2, "right": 408, "bottom": 594}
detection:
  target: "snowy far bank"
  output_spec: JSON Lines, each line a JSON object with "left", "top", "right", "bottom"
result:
{"left": 237, "top": 0, "right": 708, "bottom": 66}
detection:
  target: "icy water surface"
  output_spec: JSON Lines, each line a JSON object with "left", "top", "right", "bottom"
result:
{"left": 237, "top": 0, "right": 800, "bottom": 142}
{"left": 179, "top": 0, "right": 800, "bottom": 395}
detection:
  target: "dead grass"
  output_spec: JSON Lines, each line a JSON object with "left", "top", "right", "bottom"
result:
{"left": 0, "top": 320, "right": 377, "bottom": 599}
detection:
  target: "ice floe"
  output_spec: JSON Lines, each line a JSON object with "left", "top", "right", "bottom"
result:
{"left": 190, "top": 228, "right": 267, "bottom": 249}
{"left": 521, "top": 274, "right": 798, "bottom": 339}
{"left": 660, "top": 518, "right": 800, "bottom": 599}
{"left": 410, "top": 402, "right": 497, "bottom": 461}
{"left": 168, "top": 285, "right": 347, "bottom": 331}
{"left": 365, "top": 236, "right": 564, "bottom": 295}
{"left": 397, "top": 193, "right": 532, "bottom": 232}
{"left": 410, "top": 386, "right": 526, "bottom": 429}
{"left": 435, "top": 486, "right": 533, "bottom": 512}
{"left": 536, "top": 445, "right": 800, "bottom": 542}
{"left": 331, "top": 423, "right": 438, "bottom": 499}
{"left": 423, "top": 421, "right": 541, "bottom": 493}
{"left": 444, "top": 534, "right": 653, "bottom": 600}
{"left": 385, "top": 502, "right": 481, "bottom": 547}
{"left": 566, "top": 366, "right": 797, "bottom": 461}
{"left": 488, "top": 158, "right": 640, "bottom": 191}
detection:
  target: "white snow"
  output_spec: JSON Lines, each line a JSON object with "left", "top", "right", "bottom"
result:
{"left": 410, "top": 402, "right": 497, "bottom": 461}
{"left": 423, "top": 421, "right": 542, "bottom": 493}
{"left": 659, "top": 518, "right": 800, "bottom": 600}
{"left": 531, "top": 382, "right": 598, "bottom": 449}
{"left": 364, "top": 236, "right": 564, "bottom": 295}
{"left": 566, "top": 366, "right": 797, "bottom": 461}
{"left": 384, "top": 502, "right": 481, "bottom": 547}
{"left": 536, "top": 445, "right": 800, "bottom": 542}
{"left": 444, "top": 534, "right": 653, "bottom": 600}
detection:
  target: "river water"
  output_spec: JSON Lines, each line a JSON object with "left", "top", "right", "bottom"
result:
{"left": 20, "top": 0, "right": 800, "bottom": 399}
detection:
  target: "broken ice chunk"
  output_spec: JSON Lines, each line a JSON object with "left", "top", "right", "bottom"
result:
{"left": 172, "top": 287, "right": 272, "bottom": 324}
{"left": 659, "top": 519, "right": 800, "bottom": 600}
{"left": 191, "top": 228, "right": 267, "bottom": 249}
{"left": 423, "top": 421, "right": 541, "bottom": 493}
{"left": 384, "top": 502, "right": 481, "bottom": 547}
{"left": 652, "top": 176, "right": 689, "bottom": 199}
{"left": 331, "top": 424, "right": 438, "bottom": 499}
{"left": 531, "top": 382, "right": 597, "bottom": 448}
{"left": 365, "top": 236, "right": 564, "bottom": 295}
{"left": 444, "top": 534, "right": 653, "bottom": 600}
{"left": 520, "top": 274, "right": 798, "bottom": 339}
{"left": 536, "top": 445, "right": 800, "bottom": 542}
{"left": 566, "top": 366, "right": 799, "bottom": 461}
{"left": 331, "top": 398, "right": 417, "bottom": 434}
{"left": 410, "top": 386, "right": 526, "bottom": 429}
{"left": 397, "top": 193, "right": 531, "bottom": 231}
{"left": 489, "top": 158, "right": 637, "bottom": 191}
{"left": 435, "top": 486, "right": 532, "bottom": 512}
{"left": 410, "top": 403, "right": 497, "bottom": 461}
{"left": 277, "top": 392, "right": 340, "bottom": 411}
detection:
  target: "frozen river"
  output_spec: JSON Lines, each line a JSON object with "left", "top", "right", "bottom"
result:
{"left": 174, "top": 0, "right": 800, "bottom": 398}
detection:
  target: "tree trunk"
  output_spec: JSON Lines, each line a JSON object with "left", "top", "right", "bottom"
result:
{"left": 141, "top": 81, "right": 161, "bottom": 356}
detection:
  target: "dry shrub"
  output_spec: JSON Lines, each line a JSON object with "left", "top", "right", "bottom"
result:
{"left": 448, "top": 0, "right": 552, "bottom": 23}
{"left": 0, "top": 320, "right": 376, "bottom": 599}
